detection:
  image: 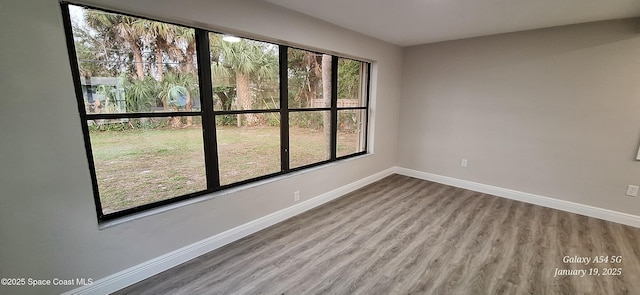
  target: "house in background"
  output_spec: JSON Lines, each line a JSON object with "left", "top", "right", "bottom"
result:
{"left": 79, "top": 76, "right": 125, "bottom": 113}
{"left": 1, "top": 0, "right": 640, "bottom": 294}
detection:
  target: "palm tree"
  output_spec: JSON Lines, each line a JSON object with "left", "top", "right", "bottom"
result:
{"left": 211, "top": 36, "right": 278, "bottom": 126}
{"left": 147, "top": 22, "right": 171, "bottom": 82}
{"left": 73, "top": 28, "right": 108, "bottom": 77}
{"left": 81, "top": 7, "right": 202, "bottom": 128}
{"left": 173, "top": 27, "right": 198, "bottom": 125}
{"left": 85, "top": 10, "right": 146, "bottom": 80}
{"left": 141, "top": 22, "right": 199, "bottom": 125}
{"left": 210, "top": 35, "right": 234, "bottom": 113}
{"left": 124, "top": 76, "right": 160, "bottom": 113}
{"left": 145, "top": 22, "right": 188, "bottom": 82}
{"left": 174, "top": 27, "right": 197, "bottom": 75}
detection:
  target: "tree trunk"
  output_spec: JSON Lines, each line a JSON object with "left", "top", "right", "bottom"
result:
{"left": 185, "top": 44, "right": 195, "bottom": 74}
{"left": 84, "top": 73, "right": 95, "bottom": 113}
{"left": 322, "top": 54, "right": 332, "bottom": 159}
{"left": 236, "top": 72, "right": 255, "bottom": 126}
{"left": 184, "top": 41, "right": 196, "bottom": 126}
{"left": 216, "top": 91, "right": 231, "bottom": 111}
{"left": 155, "top": 48, "right": 163, "bottom": 82}
{"left": 153, "top": 41, "right": 170, "bottom": 113}
{"left": 185, "top": 91, "right": 193, "bottom": 126}
{"left": 132, "top": 42, "right": 145, "bottom": 80}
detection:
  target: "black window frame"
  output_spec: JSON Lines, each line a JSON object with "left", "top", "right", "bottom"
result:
{"left": 60, "top": 2, "right": 371, "bottom": 222}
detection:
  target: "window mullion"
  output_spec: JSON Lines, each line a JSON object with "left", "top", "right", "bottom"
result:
{"left": 330, "top": 56, "right": 338, "bottom": 160}
{"left": 280, "top": 45, "right": 290, "bottom": 172}
{"left": 196, "top": 29, "right": 221, "bottom": 189}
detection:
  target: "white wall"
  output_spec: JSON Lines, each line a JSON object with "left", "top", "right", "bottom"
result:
{"left": 398, "top": 18, "right": 640, "bottom": 216}
{"left": 0, "top": 0, "right": 402, "bottom": 294}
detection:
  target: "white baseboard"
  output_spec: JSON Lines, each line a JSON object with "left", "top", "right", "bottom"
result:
{"left": 62, "top": 167, "right": 396, "bottom": 295}
{"left": 394, "top": 167, "right": 640, "bottom": 228}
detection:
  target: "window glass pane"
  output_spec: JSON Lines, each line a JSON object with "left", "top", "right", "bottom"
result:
{"left": 337, "top": 58, "right": 368, "bottom": 108}
{"left": 88, "top": 118, "right": 206, "bottom": 214}
{"left": 288, "top": 48, "right": 332, "bottom": 109}
{"left": 69, "top": 5, "right": 200, "bottom": 115}
{"left": 216, "top": 113, "right": 281, "bottom": 185}
{"left": 209, "top": 33, "right": 279, "bottom": 113}
{"left": 337, "top": 109, "right": 366, "bottom": 157}
{"left": 289, "top": 111, "right": 331, "bottom": 168}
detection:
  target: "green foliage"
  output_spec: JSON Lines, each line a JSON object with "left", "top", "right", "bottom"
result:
{"left": 210, "top": 35, "right": 279, "bottom": 113}
{"left": 218, "top": 39, "right": 278, "bottom": 78}
{"left": 338, "top": 111, "right": 361, "bottom": 133}
{"left": 123, "top": 77, "right": 161, "bottom": 112}
{"left": 291, "top": 112, "right": 325, "bottom": 130}
{"left": 92, "top": 84, "right": 122, "bottom": 113}
{"left": 95, "top": 84, "right": 116, "bottom": 101}
{"left": 87, "top": 117, "right": 169, "bottom": 132}
{"left": 160, "top": 71, "right": 199, "bottom": 109}
{"left": 82, "top": 8, "right": 146, "bottom": 78}
{"left": 338, "top": 59, "right": 362, "bottom": 100}
{"left": 287, "top": 49, "right": 323, "bottom": 108}
{"left": 88, "top": 121, "right": 129, "bottom": 132}
{"left": 74, "top": 5, "right": 362, "bottom": 134}
{"left": 216, "top": 114, "right": 237, "bottom": 126}
{"left": 265, "top": 113, "right": 280, "bottom": 127}
{"left": 213, "top": 86, "right": 236, "bottom": 110}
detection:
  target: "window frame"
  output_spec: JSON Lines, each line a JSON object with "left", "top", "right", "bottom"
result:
{"left": 60, "top": 2, "right": 371, "bottom": 222}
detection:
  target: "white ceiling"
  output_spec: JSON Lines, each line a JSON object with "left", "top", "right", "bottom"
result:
{"left": 265, "top": 0, "right": 640, "bottom": 46}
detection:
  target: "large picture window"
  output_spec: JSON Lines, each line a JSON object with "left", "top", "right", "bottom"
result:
{"left": 61, "top": 3, "right": 370, "bottom": 221}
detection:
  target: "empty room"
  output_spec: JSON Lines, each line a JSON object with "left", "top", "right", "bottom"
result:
{"left": 2, "top": 0, "right": 640, "bottom": 294}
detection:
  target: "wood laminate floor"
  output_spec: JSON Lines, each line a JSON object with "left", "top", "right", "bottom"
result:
{"left": 115, "top": 174, "right": 640, "bottom": 294}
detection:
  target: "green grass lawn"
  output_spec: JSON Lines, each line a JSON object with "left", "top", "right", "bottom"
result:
{"left": 90, "top": 126, "right": 359, "bottom": 213}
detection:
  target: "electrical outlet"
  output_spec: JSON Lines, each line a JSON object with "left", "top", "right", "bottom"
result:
{"left": 626, "top": 185, "right": 638, "bottom": 197}
{"left": 294, "top": 191, "right": 300, "bottom": 202}
{"left": 461, "top": 159, "right": 468, "bottom": 167}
